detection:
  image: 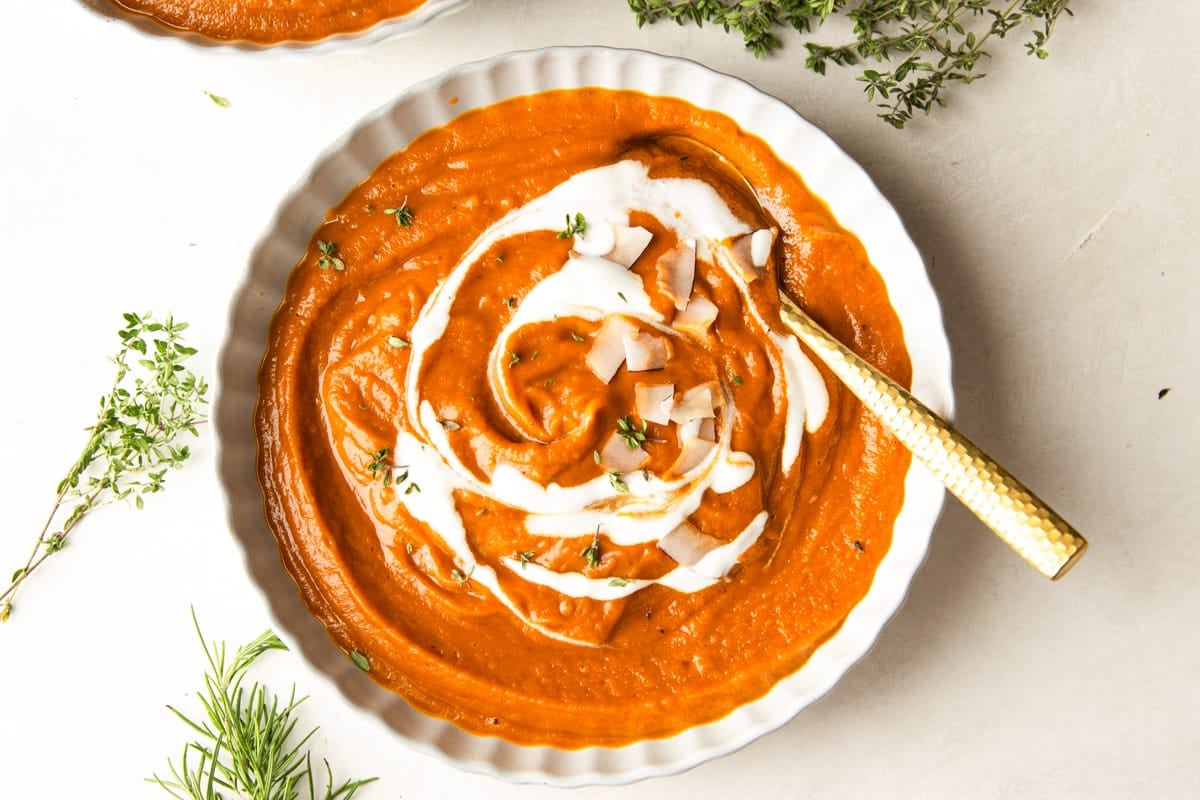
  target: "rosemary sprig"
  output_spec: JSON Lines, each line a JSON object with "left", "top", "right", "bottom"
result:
{"left": 626, "top": 0, "right": 1074, "bottom": 127}
{"left": 150, "top": 611, "right": 376, "bottom": 800}
{"left": 0, "top": 313, "right": 207, "bottom": 622}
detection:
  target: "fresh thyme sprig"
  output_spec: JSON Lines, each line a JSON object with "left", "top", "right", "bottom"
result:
{"left": 384, "top": 198, "right": 414, "bottom": 227}
{"left": 557, "top": 213, "right": 588, "bottom": 239}
{"left": 366, "top": 447, "right": 420, "bottom": 494}
{"left": 150, "top": 610, "right": 377, "bottom": 800}
{"left": 626, "top": 0, "right": 1075, "bottom": 127}
{"left": 0, "top": 313, "right": 207, "bottom": 623}
{"left": 616, "top": 415, "right": 648, "bottom": 450}
{"left": 581, "top": 529, "right": 602, "bottom": 567}
{"left": 316, "top": 240, "right": 345, "bottom": 271}
{"left": 367, "top": 447, "right": 393, "bottom": 485}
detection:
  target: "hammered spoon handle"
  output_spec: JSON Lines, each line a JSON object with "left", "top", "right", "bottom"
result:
{"left": 777, "top": 291, "right": 1087, "bottom": 579}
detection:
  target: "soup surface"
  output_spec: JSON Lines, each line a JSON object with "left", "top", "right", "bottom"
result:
{"left": 256, "top": 88, "right": 912, "bottom": 747}
{"left": 111, "top": 0, "right": 429, "bottom": 43}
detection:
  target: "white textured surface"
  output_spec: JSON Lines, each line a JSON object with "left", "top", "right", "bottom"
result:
{"left": 1, "top": 2, "right": 1197, "bottom": 798}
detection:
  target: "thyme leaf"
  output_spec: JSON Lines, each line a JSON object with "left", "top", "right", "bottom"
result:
{"left": 627, "top": 0, "right": 1075, "bottom": 127}
{"left": 316, "top": 239, "right": 345, "bottom": 271}
{"left": 384, "top": 198, "right": 414, "bottom": 227}
{"left": 616, "top": 415, "right": 648, "bottom": 449}
{"left": 557, "top": 212, "right": 587, "bottom": 239}
{"left": 368, "top": 448, "right": 419, "bottom": 495}
{"left": 1, "top": 313, "right": 207, "bottom": 622}
{"left": 581, "top": 529, "right": 602, "bottom": 567}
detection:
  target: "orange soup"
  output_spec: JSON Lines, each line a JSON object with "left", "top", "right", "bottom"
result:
{"left": 256, "top": 88, "right": 912, "bottom": 747}
{"left": 111, "top": 0, "right": 431, "bottom": 44}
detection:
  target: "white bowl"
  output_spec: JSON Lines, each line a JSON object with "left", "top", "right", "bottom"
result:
{"left": 79, "top": 0, "right": 470, "bottom": 54}
{"left": 215, "top": 46, "right": 954, "bottom": 785}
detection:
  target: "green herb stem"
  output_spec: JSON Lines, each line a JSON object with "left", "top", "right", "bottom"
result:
{"left": 150, "top": 610, "right": 376, "bottom": 800}
{"left": 1, "top": 313, "right": 207, "bottom": 622}
{"left": 626, "top": 0, "right": 1074, "bottom": 127}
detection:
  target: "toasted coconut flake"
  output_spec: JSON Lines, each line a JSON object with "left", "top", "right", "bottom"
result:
{"left": 573, "top": 221, "right": 616, "bottom": 256}
{"left": 585, "top": 317, "right": 636, "bottom": 383}
{"left": 635, "top": 383, "right": 675, "bottom": 426}
{"left": 678, "top": 417, "right": 717, "bottom": 445}
{"left": 718, "top": 234, "right": 760, "bottom": 282}
{"left": 658, "top": 521, "right": 723, "bottom": 567}
{"left": 750, "top": 228, "right": 777, "bottom": 268}
{"left": 673, "top": 295, "right": 718, "bottom": 336}
{"left": 622, "top": 330, "right": 670, "bottom": 372}
{"left": 668, "top": 382, "right": 719, "bottom": 423}
{"left": 656, "top": 239, "right": 697, "bottom": 310}
{"left": 608, "top": 225, "right": 654, "bottom": 268}
{"left": 676, "top": 419, "right": 700, "bottom": 446}
{"left": 669, "top": 435, "right": 716, "bottom": 475}
{"left": 600, "top": 432, "right": 649, "bottom": 472}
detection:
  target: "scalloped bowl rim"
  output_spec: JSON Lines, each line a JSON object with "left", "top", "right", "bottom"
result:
{"left": 77, "top": 0, "right": 471, "bottom": 54}
{"left": 215, "top": 46, "right": 953, "bottom": 786}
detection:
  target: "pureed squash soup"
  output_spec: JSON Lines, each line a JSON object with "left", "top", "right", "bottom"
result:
{"left": 256, "top": 88, "right": 913, "bottom": 747}
{"left": 110, "top": 0, "right": 430, "bottom": 43}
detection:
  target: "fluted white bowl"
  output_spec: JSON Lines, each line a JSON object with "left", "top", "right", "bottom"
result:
{"left": 215, "top": 46, "right": 953, "bottom": 785}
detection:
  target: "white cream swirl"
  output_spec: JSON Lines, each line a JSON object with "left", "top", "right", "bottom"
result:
{"left": 380, "top": 160, "right": 828, "bottom": 644}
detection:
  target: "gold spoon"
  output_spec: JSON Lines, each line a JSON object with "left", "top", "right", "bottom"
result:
{"left": 642, "top": 134, "right": 1087, "bottom": 580}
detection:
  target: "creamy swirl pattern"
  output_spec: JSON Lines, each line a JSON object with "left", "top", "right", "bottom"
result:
{"left": 340, "top": 159, "right": 829, "bottom": 645}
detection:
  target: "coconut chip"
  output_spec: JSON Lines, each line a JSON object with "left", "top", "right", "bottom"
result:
{"left": 673, "top": 295, "right": 718, "bottom": 337}
{"left": 658, "top": 521, "right": 723, "bottom": 568}
{"left": 635, "top": 383, "right": 675, "bottom": 426}
{"left": 622, "top": 330, "right": 670, "bottom": 372}
{"left": 599, "top": 432, "right": 650, "bottom": 473}
{"left": 585, "top": 317, "right": 636, "bottom": 383}
{"left": 656, "top": 239, "right": 697, "bottom": 310}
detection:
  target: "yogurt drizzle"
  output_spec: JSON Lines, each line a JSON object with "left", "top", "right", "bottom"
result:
{"left": 383, "top": 160, "right": 828, "bottom": 644}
